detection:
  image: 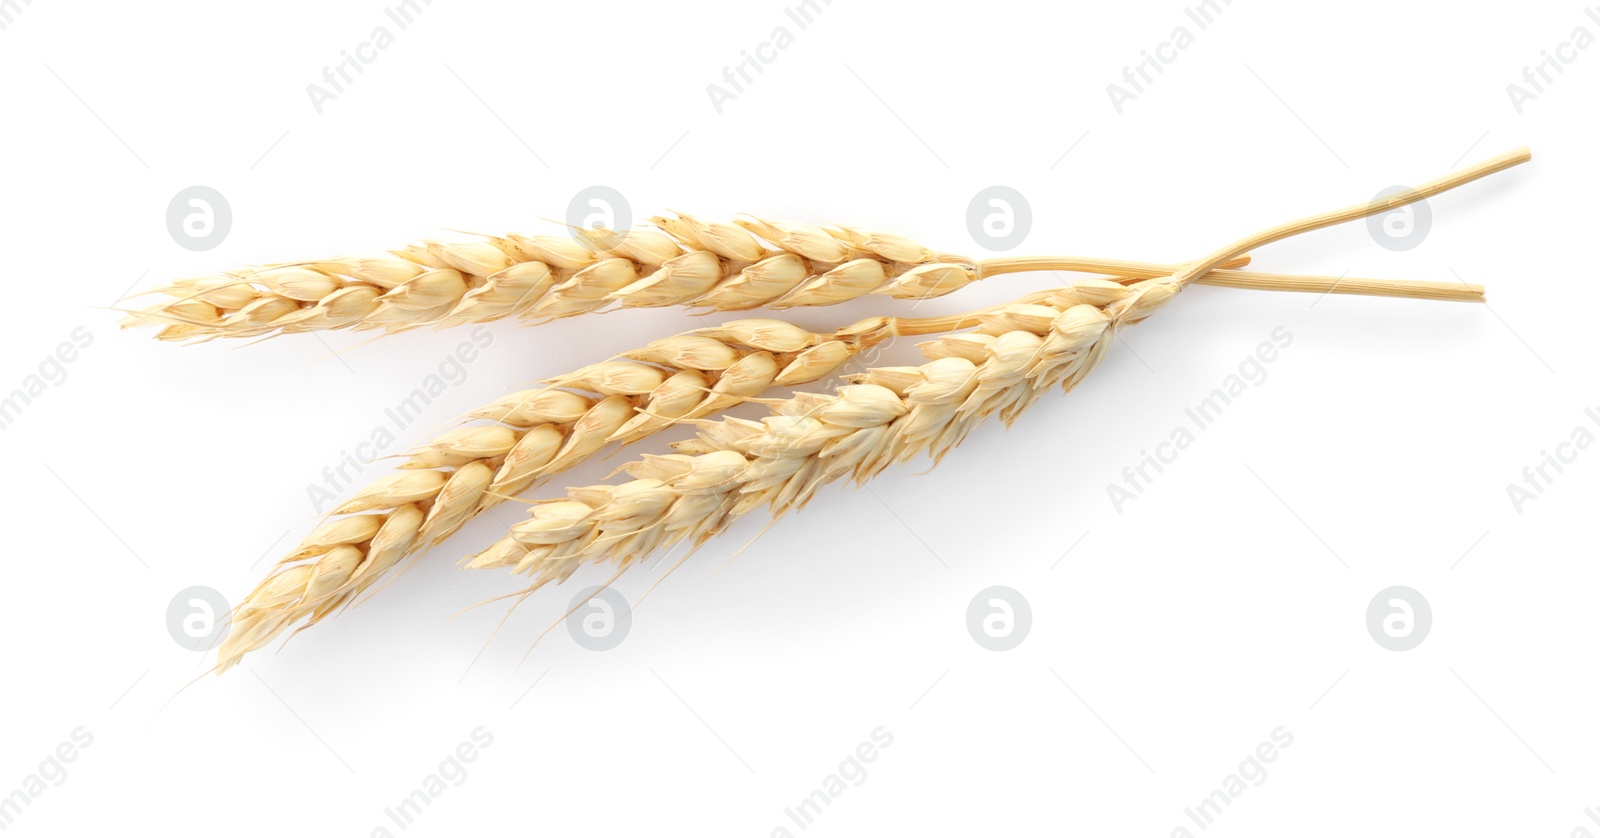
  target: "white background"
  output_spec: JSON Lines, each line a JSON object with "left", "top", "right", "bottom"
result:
{"left": 1, "top": 0, "right": 1595, "bottom": 835}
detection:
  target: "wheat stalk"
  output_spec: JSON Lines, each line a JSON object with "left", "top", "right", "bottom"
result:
{"left": 211, "top": 148, "right": 1529, "bottom": 670}
{"left": 123, "top": 212, "right": 1483, "bottom": 342}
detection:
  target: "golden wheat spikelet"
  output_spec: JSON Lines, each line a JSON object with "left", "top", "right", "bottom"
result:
{"left": 122, "top": 209, "right": 1488, "bottom": 343}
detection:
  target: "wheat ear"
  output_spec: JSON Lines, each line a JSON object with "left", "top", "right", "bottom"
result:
{"left": 121, "top": 217, "right": 969, "bottom": 341}
{"left": 211, "top": 318, "right": 856, "bottom": 667}
{"left": 122, "top": 212, "right": 1479, "bottom": 342}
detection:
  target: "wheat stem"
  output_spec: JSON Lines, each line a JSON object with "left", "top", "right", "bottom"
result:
{"left": 1184, "top": 272, "right": 1483, "bottom": 301}
{"left": 982, "top": 258, "right": 1483, "bottom": 302}
{"left": 1172, "top": 148, "right": 1531, "bottom": 286}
